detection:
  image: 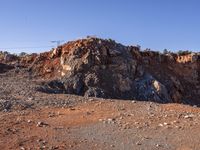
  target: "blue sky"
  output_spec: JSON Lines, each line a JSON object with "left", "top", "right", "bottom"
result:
{"left": 0, "top": 0, "right": 199, "bottom": 53}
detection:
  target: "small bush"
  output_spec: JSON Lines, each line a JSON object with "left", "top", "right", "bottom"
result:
{"left": 177, "top": 50, "right": 192, "bottom": 55}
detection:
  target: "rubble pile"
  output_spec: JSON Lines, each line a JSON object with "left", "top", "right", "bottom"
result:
{"left": 0, "top": 37, "right": 199, "bottom": 104}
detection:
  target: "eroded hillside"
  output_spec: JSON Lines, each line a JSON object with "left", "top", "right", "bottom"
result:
{"left": 0, "top": 37, "right": 199, "bottom": 105}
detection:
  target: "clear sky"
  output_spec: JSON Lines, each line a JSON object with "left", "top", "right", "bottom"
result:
{"left": 0, "top": 0, "right": 199, "bottom": 53}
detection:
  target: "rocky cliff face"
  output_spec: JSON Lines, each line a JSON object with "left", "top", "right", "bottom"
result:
{"left": 1, "top": 37, "right": 199, "bottom": 105}
{"left": 134, "top": 51, "right": 200, "bottom": 104}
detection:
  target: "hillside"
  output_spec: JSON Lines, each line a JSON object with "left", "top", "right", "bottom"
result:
{"left": 0, "top": 37, "right": 200, "bottom": 150}
{"left": 1, "top": 37, "right": 199, "bottom": 105}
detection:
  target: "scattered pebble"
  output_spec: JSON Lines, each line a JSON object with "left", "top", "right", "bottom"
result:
{"left": 163, "top": 122, "right": 169, "bottom": 125}
{"left": 99, "top": 119, "right": 103, "bottom": 122}
{"left": 89, "top": 98, "right": 94, "bottom": 102}
{"left": 36, "top": 121, "right": 48, "bottom": 127}
{"left": 69, "top": 108, "right": 76, "bottom": 111}
{"left": 110, "top": 145, "right": 115, "bottom": 147}
{"left": 184, "top": 114, "right": 194, "bottom": 119}
{"left": 156, "top": 144, "right": 161, "bottom": 147}
{"left": 136, "top": 142, "right": 142, "bottom": 145}
{"left": 107, "top": 118, "right": 115, "bottom": 124}
{"left": 20, "top": 147, "right": 25, "bottom": 150}
{"left": 86, "top": 111, "right": 91, "bottom": 115}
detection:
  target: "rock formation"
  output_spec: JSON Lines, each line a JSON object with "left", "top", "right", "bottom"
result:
{"left": 0, "top": 37, "right": 199, "bottom": 105}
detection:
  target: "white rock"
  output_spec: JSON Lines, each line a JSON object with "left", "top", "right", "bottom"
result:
{"left": 184, "top": 114, "right": 194, "bottom": 119}
{"left": 163, "top": 122, "right": 169, "bottom": 125}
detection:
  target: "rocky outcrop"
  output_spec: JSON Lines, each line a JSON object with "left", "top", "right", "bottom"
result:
{"left": 134, "top": 74, "right": 172, "bottom": 103}
{"left": 137, "top": 51, "right": 200, "bottom": 104}
{"left": 34, "top": 37, "right": 200, "bottom": 104}
{"left": 1, "top": 37, "right": 199, "bottom": 105}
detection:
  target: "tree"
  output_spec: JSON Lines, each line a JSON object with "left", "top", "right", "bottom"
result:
{"left": 136, "top": 45, "right": 141, "bottom": 51}
{"left": 19, "top": 52, "right": 27, "bottom": 57}
{"left": 163, "top": 49, "right": 170, "bottom": 54}
{"left": 177, "top": 50, "right": 192, "bottom": 55}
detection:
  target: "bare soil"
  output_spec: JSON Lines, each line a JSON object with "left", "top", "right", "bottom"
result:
{"left": 0, "top": 70, "right": 200, "bottom": 150}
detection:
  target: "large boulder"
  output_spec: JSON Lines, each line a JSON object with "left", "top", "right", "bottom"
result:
{"left": 134, "top": 74, "right": 172, "bottom": 103}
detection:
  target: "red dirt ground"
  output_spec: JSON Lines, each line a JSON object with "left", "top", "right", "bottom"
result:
{"left": 1, "top": 100, "right": 200, "bottom": 150}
